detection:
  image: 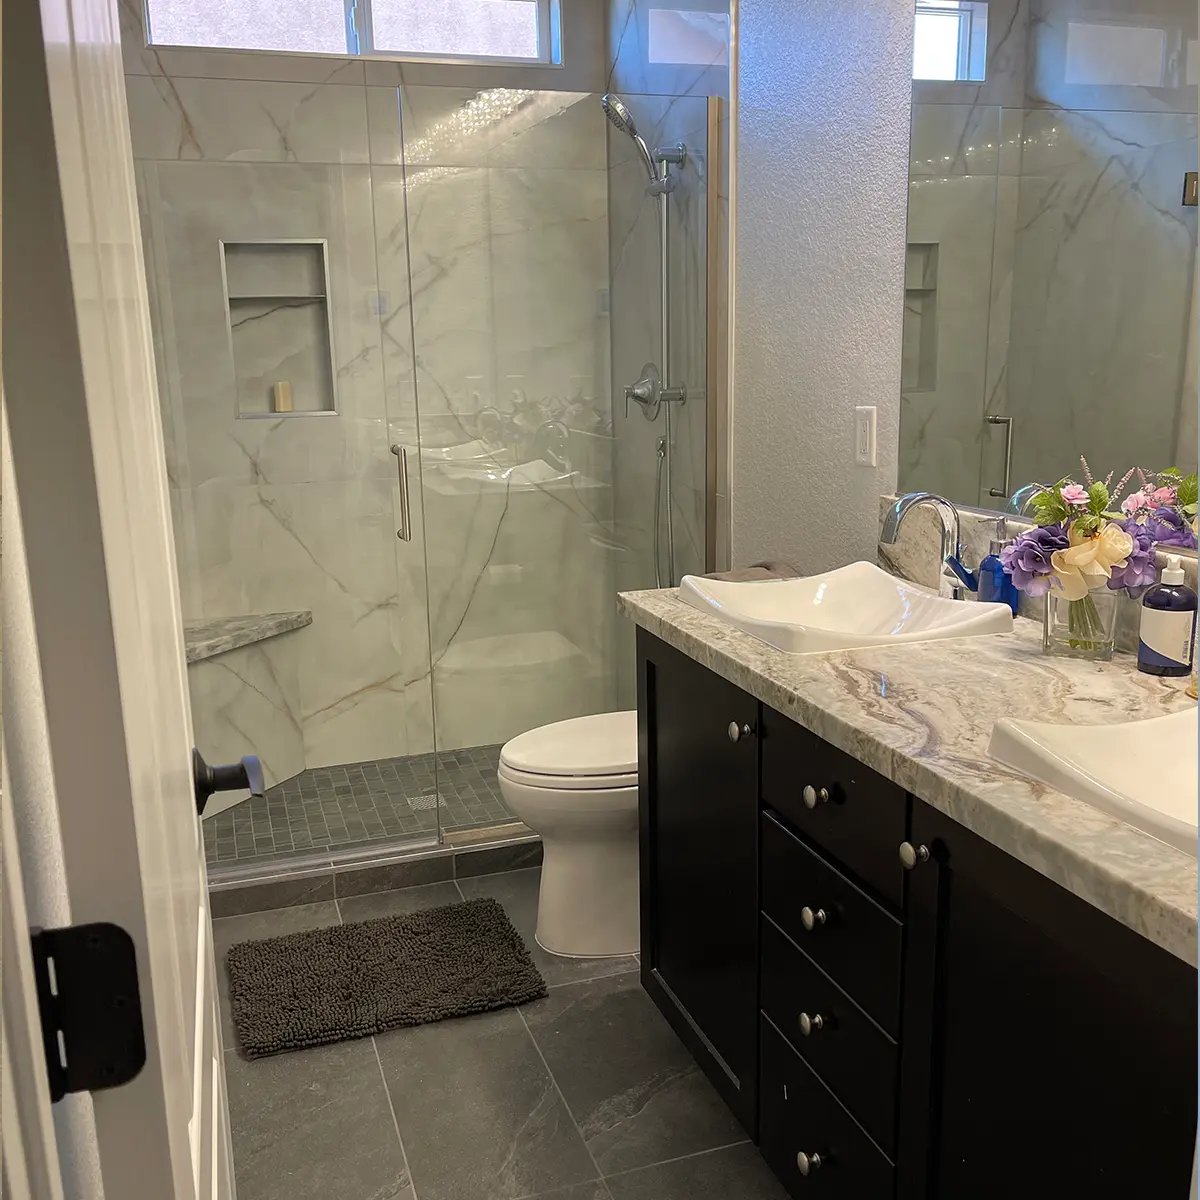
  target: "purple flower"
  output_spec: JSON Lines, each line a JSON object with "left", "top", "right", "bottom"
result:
{"left": 1145, "top": 507, "right": 1198, "bottom": 550}
{"left": 1107, "top": 518, "right": 1157, "bottom": 594}
{"left": 1000, "top": 523, "right": 1069, "bottom": 596}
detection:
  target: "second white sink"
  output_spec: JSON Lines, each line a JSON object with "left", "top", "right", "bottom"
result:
{"left": 988, "top": 708, "right": 1197, "bottom": 855}
{"left": 678, "top": 560, "right": 1013, "bottom": 654}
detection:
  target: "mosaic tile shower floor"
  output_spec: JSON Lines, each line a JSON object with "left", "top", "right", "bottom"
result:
{"left": 203, "top": 744, "right": 514, "bottom": 866}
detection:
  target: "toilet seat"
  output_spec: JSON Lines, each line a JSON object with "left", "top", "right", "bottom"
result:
{"left": 498, "top": 762, "right": 636, "bottom": 792}
{"left": 499, "top": 711, "right": 637, "bottom": 790}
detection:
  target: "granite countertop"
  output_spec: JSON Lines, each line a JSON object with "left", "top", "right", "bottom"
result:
{"left": 619, "top": 588, "right": 1198, "bottom": 966}
{"left": 184, "top": 611, "right": 312, "bottom": 664}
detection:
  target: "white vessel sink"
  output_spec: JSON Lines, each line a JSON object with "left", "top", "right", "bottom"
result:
{"left": 988, "top": 709, "right": 1198, "bottom": 855}
{"left": 678, "top": 560, "right": 1013, "bottom": 654}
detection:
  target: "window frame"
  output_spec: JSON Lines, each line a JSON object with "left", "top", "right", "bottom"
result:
{"left": 145, "top": 0, "right": 561, "bottom": 67}
{"left": 913, "top": 0, "right": 988, "bottom": 83}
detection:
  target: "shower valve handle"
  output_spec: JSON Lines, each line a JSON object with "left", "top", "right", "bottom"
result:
{"left": 624, "top": 362, "right": 685, "bottom": 422}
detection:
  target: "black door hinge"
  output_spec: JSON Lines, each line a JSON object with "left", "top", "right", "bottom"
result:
{"left": 30, "top": 923, "right": 147, "bottom": 1102}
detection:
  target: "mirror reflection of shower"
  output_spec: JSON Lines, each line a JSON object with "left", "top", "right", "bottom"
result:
{"left": 603, "top": 93, "right": 688, "bottom": 589}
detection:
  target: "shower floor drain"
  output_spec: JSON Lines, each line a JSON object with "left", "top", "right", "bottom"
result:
{"left": 408, "top": 793, "right": 444, "bottom": 812}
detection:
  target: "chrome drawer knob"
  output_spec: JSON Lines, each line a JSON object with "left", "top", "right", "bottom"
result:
{"left": 727, "top": 721, "right": 752, "bottom": 743}
{"left": 899, "top": 842, "right": 931, "bottom": 870}
{"left": 796, "top": 1151, "right": 823, "bottom": 1176}
{"left": 799, "top": 906, "right": 827, "bottom": 932}
{"left": 802, "top": 785, "right": 829, "bottom": 809}
{"left": 798, "top": 1012, "right": 824, "bottom": 1037}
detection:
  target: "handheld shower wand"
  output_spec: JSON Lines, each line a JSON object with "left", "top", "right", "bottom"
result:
{"left": 603, "top": 93, "right": 688, "bottom": 588}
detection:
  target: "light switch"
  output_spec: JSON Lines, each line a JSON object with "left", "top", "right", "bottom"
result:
{"left": 854, "top": 406, "right": 878, "bottom": 467}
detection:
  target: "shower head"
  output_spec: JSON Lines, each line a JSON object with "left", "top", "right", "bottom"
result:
{"left": 602, "top": 93, "right": 657, "bottom": 182}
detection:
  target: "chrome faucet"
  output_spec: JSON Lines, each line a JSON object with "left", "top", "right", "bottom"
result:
{"left": 880, "top": 492, "right": 977, "bottom": 600}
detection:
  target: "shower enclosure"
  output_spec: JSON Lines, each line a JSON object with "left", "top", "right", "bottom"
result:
{"left": 131, "top": 73, "right": 715, "bottom": 877}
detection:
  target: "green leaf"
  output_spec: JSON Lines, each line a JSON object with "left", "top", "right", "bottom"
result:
{"left": 1176, "top": 473, "right": 1198, "bottom": 507}
{"left": 1087, "top": 481, "right": 1110, "bottom": 514}
{"left": 1072, "top": 512, "right": 1102, "bottom": 536}
{"left": 1182, "top": 502, "right": 1198, "bottom": 519}
{"left": 1031, "top": 490, "right": 1068, "bottom": 526}
{"left": 1160, "top": 467, "right": 1183, "bottom": 480}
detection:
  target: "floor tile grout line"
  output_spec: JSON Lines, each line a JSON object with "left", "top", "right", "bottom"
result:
{"left": 546, "top": 965, "right": 640, "bottom": 992}
{"left": 371, "top": 1036, "right": 422, "bottom": 1200}
{"left": 516, "top": 1004, "right": 607, "bottom": 1191}
{"left": 598, "top": 1137, "right": 754, "bottom": 1184}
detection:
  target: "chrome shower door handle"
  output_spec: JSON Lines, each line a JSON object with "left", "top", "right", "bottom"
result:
{"left": 390, "top": 443, "right": 412, "bottom": 541}
{"left": 987, "top": 415, "right": 1014, "bottom": 498}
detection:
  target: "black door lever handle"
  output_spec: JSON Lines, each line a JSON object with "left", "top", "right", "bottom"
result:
{"left": 192, "top": 748, "right": 265, "bottom": 816}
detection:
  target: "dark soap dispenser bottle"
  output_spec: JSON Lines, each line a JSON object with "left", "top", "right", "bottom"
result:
{"left": 1138, "top": 555, "right": 1197, "bottom": 677}
{"left": 978, "top": 516, "right": 1019, "bottom": 615}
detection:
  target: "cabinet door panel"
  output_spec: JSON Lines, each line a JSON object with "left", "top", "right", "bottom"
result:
{"left": 637, "top": 630, "right": 760, "bottom": 1132}
{"left": 900, "top": 801, "right": 1197, "bottom": 1200}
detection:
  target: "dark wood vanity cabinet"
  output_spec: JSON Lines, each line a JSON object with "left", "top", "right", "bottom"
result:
{"left": 900, "top": 802, "right": 1198, "bottom": 1200}
{"left": 636, "top": 629, "right": 761, "bottom": 1133}
{"left": 635, "top": 630, "right": 1198, "bottom": 1199}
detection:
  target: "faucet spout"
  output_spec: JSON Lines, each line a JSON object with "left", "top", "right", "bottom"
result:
{"left": 881, "top": 492, "right": 976, "bottom": 599}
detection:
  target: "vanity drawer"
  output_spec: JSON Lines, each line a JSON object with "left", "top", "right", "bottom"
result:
{"left": 762, "top": 811, "right": 902, "bottom": 1036}
{"left": 761, "top": 915, "right": 897, "bottom": 1155}
{"left": 760, "top": 1016, "right": 893, "bottom": 1200}
{"left": 760, "top": 707, "right": 906, "bottom": 909}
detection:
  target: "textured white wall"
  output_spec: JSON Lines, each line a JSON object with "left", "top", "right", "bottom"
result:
{"left": 730, "top": 0, "right": 912, "bottom": 572}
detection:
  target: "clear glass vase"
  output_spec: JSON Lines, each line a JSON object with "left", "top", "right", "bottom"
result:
{"left": 1042, "top": 586, "right": 1119, "bottom": 661}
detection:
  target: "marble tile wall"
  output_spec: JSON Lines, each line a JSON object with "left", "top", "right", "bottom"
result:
{"left": 188, "top": 632, "right": 307, "bottom": 817}
{"left": 901, "top": 0, "right": 1198, "bottom": 511}
{"left": 127, "top": 47, "right": 620, "bottom": 768}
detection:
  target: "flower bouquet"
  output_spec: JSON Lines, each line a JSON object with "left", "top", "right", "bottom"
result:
{"left": 999, "top": 461, "right": 1197, "bottom": 659}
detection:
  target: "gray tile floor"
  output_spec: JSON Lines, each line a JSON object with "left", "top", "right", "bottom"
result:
{"left": 215, "top": 868, "right": 789, "bottom": 1200}
{"left": 203, "top": 744, "right": 514, "bottom": 866}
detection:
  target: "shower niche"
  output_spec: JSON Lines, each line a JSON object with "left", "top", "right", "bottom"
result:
{"left": 221, "top": 239, "right": 337, "bottom": 417}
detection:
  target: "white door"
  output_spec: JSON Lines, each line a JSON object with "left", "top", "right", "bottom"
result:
{"left": 2, "top": 0, "right": 234, "bottom": 1194}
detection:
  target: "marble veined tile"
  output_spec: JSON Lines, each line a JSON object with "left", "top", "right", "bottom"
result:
{"left": 188, "top": 637, "right": 306, "bottom": 803}
{"left": 142, "top": 161, "right": 390, "bottom": 487}
{"left": 489, "top": 167, "right": 609, "bottom": 403}
{"left": 125, "top": 74, "right": 369, "bottom": 163}
{"left": 382, "top": 87, "right": 606, "bottom": 171}
{"left": 191, "top": 478, "right": 416, "bottom": 765}
{"left": 1005, "top": 109, "right": 1197, "bottom": 488}
{"left": 606, "top": 0, "right": 730, "bottom": 100}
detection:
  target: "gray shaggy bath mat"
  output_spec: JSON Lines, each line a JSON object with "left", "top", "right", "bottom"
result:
{"left": 226, "top": 896, "right": 547, "bottom": 1058}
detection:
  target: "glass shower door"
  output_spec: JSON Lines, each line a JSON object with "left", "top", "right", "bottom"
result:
{"left": 390, "top": 85, "right": 618, "bottom": 835}
{"left": 135, "top": 136, "right": 441, "bottom": 870}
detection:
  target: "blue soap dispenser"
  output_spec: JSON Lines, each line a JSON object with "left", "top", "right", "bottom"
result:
{"left": 1138, "top": 554, "right": 1197, "bottom": 677}
{"left": 978, "top": 516, "right": 1019, "bottom": 615}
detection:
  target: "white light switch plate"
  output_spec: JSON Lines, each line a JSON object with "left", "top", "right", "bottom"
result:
{"left": 854, "top": 406, "right": 877, "bottom": 466}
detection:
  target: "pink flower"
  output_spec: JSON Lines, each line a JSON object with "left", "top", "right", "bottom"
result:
{"left": 1122, "top": 491, "right": 1149, "bottom": 515}
{"left": 1060, "top": 483, "right": 1090, "bottom": 506}
{"left": 1152, "top": 486, "right": 1177, "bottom": 506}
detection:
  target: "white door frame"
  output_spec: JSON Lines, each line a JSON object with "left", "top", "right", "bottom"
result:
{"left": 3, "top": 0, "right": 233, "bottom": 1193}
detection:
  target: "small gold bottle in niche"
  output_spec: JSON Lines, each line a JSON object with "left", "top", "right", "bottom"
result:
{"left": 272, "top": 380, "right": 293, "bottom": 413}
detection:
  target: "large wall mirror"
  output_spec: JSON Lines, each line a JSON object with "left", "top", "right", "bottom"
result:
{"left": 898, "top": 0, "right": 1198, "bottom": 530}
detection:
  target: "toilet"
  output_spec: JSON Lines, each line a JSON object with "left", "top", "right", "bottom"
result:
{"left": 497, "top": 710, "right": 638, "bottom": 958}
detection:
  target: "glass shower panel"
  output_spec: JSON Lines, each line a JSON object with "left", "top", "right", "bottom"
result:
{"left": 899, "top": 104, "right": 1004, "bottom": 506}
{"left": 136, "top": 148, "right": 440, "bottom": 869}
{"left": 394, "top": 87, "right": 619, "bottom": 821}
{"left": 607, "top": 93, "right": 711, "bottom": 707}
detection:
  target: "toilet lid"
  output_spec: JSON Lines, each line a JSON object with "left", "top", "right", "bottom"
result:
{"left": 500, "top": 710, "right": 637, "bottom": 778}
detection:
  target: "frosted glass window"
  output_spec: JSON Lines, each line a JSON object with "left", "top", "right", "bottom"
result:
{"left": 146, "top": 0, "right": 349, "bottom": 55}
{"left": 913, "top": 1, "right": 988, "bottom": 82}
{"left": 146, "top": 0, "right": 556, "bottom": 62}
{"left": 371, "top": 0, "right": 540, "bottom": 59}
